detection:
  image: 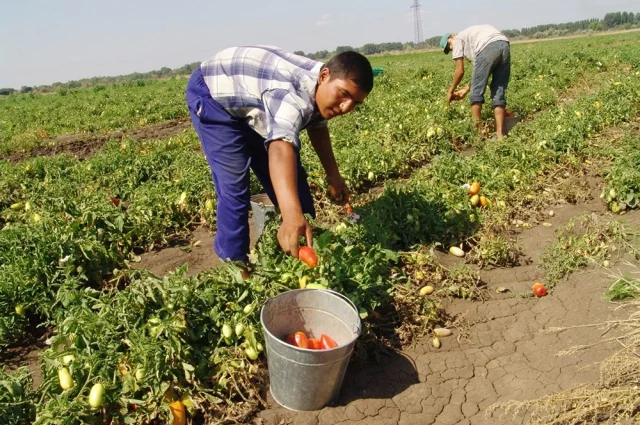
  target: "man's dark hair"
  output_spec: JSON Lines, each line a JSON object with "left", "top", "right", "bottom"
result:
{"left": 323, "top": 51, "right": 373, "bottom": 93}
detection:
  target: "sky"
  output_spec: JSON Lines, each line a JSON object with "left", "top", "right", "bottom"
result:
{"left": 0, "top": 0, "right": 636, "bottom": 89}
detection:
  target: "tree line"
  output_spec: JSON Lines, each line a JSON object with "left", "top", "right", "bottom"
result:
{"left": 1, "top": 11, "right": 637, "bottom": 95}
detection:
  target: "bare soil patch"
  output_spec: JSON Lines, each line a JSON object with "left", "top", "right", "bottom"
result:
{"left": 3, "top": 118, "right": 192, "bottom": 162}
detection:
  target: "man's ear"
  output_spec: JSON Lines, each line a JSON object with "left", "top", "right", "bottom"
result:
{"left": 318, "top": 68, "right": 331, "bottom": 84}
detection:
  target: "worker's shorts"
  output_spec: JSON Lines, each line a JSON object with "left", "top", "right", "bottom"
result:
{"left": 470, "top": 40, "right": 511, "bottom": 108}
{"left": 185, "top": 67, "right": 315, "bottom": 262}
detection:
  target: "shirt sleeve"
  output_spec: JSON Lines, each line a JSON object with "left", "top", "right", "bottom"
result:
{"left": 261, "top": 88, "right": 311, "bottom": 151}
{"left": 452, "top": 39, "right": 465, "bottom": 60}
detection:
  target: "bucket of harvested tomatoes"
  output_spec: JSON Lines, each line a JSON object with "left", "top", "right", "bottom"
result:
{"left": 260, "top": 288, "right": 361, "bottom": 411}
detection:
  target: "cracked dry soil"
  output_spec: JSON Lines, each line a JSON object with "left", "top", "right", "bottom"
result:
{"left": 252, "top": 200, "right": 639, "bottom": 425}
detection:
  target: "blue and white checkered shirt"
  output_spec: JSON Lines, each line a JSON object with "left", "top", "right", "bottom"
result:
{"left": 200, "top": 45, "right": 327, "bottom": 150}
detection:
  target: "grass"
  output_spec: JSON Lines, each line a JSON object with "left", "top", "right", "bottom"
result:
{"left": 606, "top": 271, "right": 640, "bottom": 301}
{"left": 539, "top": 214, "right": 631, "bottom": 288}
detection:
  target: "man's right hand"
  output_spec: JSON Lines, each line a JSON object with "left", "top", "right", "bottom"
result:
{"left": 277, "top": 214, "right": 313, "bottom": 258}
{"left": 447, "top": 91, "right": 455, "bottom": 105}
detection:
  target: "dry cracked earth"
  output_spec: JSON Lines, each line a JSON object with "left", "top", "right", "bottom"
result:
{"left": 131, "top": 189, "right": 639, "bottom": 425}
{"left": 249, "top": 200, "right": 639, "bottom": 425}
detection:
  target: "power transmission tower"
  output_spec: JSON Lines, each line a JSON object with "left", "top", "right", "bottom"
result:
{"left": 410, "top": 0, "right": 423, "bottom": 44}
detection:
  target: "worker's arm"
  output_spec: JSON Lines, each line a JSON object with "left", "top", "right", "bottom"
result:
{"left": 447, "top": 58, "right": 465, "bottom": 104}
{"left": 268, "top": 140, "right": 313, "bottom": 258}
{"left": 306, "top": 125, "right": 349, "bottom": 204}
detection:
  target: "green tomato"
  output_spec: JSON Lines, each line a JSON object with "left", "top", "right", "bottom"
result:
{"left": 134, "top": 367, "right": 145, "bottom": 381}
{"left": 245, "top": 347, "right": 259, "bottom": 360}
{"left": 235, "top": 323, "right": 245, "bottom": 337}
{"left": 15, "top": 305, "right": 25, "bottom": 316}
{"left": 306, "top": 283, "right": 328, "bottom": 290}
{"left": 58, "top": 368, "right": 74, "bottom": 390}
{"left": 148, "top": 318, "right": 162, "bottom": 337}
{"left": 89, "top": 383, "right": 105, "bottom": 408}
{"left": 222, "top": 324, "right": 233, "bottom": 339}
{"left": 62, "top": 354, "right": 76, "bottom": 365}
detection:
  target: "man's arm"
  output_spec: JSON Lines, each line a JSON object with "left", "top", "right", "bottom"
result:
{"left": 268, "top": 140, "right": 313, "bottom": 258}
{"left": 447, "top": 58, "right": 465, "bottom": 103}
{"left": 307, "top": 125, "right": 349, "bottom": 204}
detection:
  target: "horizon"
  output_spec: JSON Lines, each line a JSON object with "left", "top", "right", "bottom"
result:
{"left": 0, "top": 1, "right": 637, "bottom": 90}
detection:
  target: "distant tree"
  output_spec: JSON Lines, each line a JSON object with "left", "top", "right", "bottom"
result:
{"left": 293, "top": 50, "right": 305, "bottom": 56}
{"left": 314, "top": 50, "right": 330, "bottom": 59}
{"left": 361, "top": 43, "right": 380, "bottom": 55}
{"left": 378, "top": 42, "right": 403, "bottom": 52}
{"left": 590, "top": 21, "right": 604, "bottom": 31}
{"left": 0, "top": 88, "right": 15, "bottom": 96}
{"left": 424, "top": 36, "right": 440, "bottom": 48}
{"left": 502, "top": 29, "right": 521, "bottom": 38}
{"left": 402, "top": 41, "right": 415, "bottom": 50}
{"left": 335, "top": 45, "right": 354, "bottom": 54}
{"left": 20, "top": 86, "right": 33, "bottom": 93}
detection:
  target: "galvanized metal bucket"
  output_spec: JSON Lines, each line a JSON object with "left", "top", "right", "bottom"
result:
{"left": 250, "top": 193, "right": 276, "bottom": 238}
{"left": 260, "top": 289, "right": 362, "bottom": 411}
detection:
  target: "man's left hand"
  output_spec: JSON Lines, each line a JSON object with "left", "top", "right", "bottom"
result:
{"left": 327, "top": 173, "right": 350, "bottom": 205}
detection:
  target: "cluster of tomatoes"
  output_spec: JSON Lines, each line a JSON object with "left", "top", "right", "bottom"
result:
{"left": 467, "top": 181, "right": 490, "bottom": 208}
{"left": 284, "top": 331, "right": 338, "bottom": 350}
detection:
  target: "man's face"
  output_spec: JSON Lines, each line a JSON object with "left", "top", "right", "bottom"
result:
{"left": 315, "top": 68, "right": 369, "bottom": 120}
{"left": 447, "top": 34, "right": 456, "bottom": 53}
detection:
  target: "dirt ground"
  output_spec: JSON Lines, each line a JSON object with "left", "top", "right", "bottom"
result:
{"left": 117, "top": 174, "right": 640, "bottom": 425}
{"left": 252, "top": 198, "right": 640, "bottom": 425}
{"left": 2, "top": 118, "right": 193, "bottom": 162}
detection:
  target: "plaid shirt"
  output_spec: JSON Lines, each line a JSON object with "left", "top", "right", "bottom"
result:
{"left": 200, "top": 46, "right": 327, "bottom": 150}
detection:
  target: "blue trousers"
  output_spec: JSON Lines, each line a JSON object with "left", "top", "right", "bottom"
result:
{"left": 185, "top": 67, "right": 315, "bottom": 262}
{"left": 470, "top": 40, "right": 511, "bottom": 108}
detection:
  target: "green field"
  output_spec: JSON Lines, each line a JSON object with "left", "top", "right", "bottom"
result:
{"left": 1, "top": 32, "right": 639, "bottom": 424}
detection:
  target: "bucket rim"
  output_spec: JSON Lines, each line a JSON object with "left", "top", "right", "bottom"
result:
{"left": 250, "top": 193, "right": 275, "bottom": 206}
{"left": 260, "top": 288, "right": 362, "bottom": 352}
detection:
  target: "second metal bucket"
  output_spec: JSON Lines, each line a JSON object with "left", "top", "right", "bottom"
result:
{"left": 260, "top": 289, "right": 362, "bottom": 411}
{"left": 250, "top": 193, "right": 276, "bottom": 238}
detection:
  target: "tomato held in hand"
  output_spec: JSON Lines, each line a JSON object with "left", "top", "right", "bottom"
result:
{"left": 532, "top": 282, "right": 547, "bottom": 297}
{"left": 320, "top": 334, "right": 338, "bottom": 349}
{"left": 299, "top": 246, "right": 318, "bottom": 268}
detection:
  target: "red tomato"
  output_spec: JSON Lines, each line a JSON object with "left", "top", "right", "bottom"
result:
{"left": 294, "top": 331, "right": 309, "bottom": 349}
{"left": 307, "top": 338, "right": 322, "bottom": 349}
{"left": 345, "top": 204, "right": 354, "bottom": 214}
{"left": 299, "top": 246, "right": 318, "bottom": 268}
{"left": 285, "top": 334, "right": 296, "bottom": 346}
{"left": 532, "top": 282, "right": 547, "bottom": 297}
{"left": 111, "top": 197, "right": 120, "bottom": 207}
{"left": 320, "top": 334, "right": 338, "bottom": 349}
